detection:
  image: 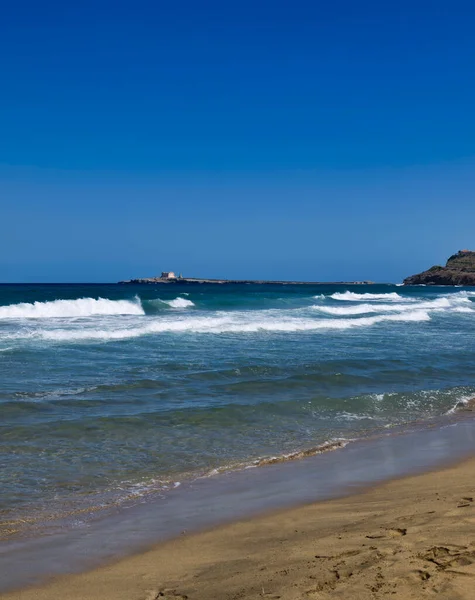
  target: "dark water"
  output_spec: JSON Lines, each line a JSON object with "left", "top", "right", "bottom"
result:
{"left": 1, "top": 283, "right": 475, "bottom": 538}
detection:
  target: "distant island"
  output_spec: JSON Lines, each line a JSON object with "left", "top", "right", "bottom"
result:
{"left": 119, "top": 271, "right": 374, "bottom": 286}
{"left": 404, "top": 250, "right": 475, "bottom": 286}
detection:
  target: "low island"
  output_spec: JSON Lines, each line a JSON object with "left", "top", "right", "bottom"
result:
{"left": 119, "top": 271, "right": 374, "bottom": 285}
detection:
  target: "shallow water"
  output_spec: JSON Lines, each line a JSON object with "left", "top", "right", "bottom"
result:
{"left": 2, "top": 416, "right": 475, "bottom": 592}
{"left": 1, "top": 282, "right": 475, "bottom": 536}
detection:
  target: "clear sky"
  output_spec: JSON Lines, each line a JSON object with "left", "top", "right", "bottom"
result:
{"left": 1, "top": 1, "right": 474, "bottom": 282}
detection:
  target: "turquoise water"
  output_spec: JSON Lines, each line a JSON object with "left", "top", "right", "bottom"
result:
{"left": 1, "top": 283, "right": 475, "bottom": 535}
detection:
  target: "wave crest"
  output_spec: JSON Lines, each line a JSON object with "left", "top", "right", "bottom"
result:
{"left": 329, "top": 291, "right": 408, "bottom": 302}
{"left": 25, "top": 309, "right": 431, "bottom": 342}
{"left": 0, "top": 297, "right": 144, "bottom": 319}
{"left": 161, "top": 297, "right": 195, "bottom": 308}
{"left": 313, "top": 296, "right": 472, "bottom": 316}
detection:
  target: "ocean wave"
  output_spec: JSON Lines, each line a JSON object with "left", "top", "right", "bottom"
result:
{"left": 160, "top": 297, "right": 195, "bottom": 308}
{"left": 313, "top": 296, "right": 472, "bottom": 316}
{"left": 250, "top": 439, "right": 351, "bottom": 467}
{"left": 315, "top": 303, "right": 405, "bottom": 316}
{"left": 329, "top": 291, "right": 410, "bottom": 302}
{"left": 197, "top": 440, "right": 352, "bottom": 477}
{"left": 0, "top": 297, "right": 144, "bottom": 319}
{"left": 145, "top": 297, "right": 195, "bottom": 310}
{"left": 24, "top": 309, "right": 431, "bottom": 342}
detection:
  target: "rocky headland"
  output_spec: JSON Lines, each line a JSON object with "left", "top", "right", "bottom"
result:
{"left": 403, "top": 250, "right": 475, "bottom": 286}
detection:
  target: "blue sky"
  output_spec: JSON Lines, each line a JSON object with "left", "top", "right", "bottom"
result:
{"left": 1, "top": 1, "right": 474, "bottom": 282}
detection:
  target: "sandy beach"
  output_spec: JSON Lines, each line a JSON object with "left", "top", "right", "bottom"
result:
{"left": 2, "top": 456, "right": 475, "bottom": 600}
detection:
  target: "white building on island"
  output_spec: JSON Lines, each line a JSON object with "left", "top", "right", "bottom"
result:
{"left": 160, "top": 271, "right": 177, "bottom": 279}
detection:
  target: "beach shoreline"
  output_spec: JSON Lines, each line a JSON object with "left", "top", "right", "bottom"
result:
{"left": 2, "top": 414, "right": 475, "bottom": 599}
{"left": 2, "top": 397, "right": 474, "bottom": 547}
{"left": 2, "top": 453, "right": 475, "bottom": 600}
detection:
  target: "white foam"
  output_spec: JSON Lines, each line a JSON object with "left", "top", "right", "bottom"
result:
{"left": 313, "top": 296, "right": 472, "bottom": 316}
{"left": 0, "top": 297, "right": 144, "bottom": 319}
{"left": 329, "top": 291, "right": 410, "bottom": 302}
{"left": 315, "top": 303, "right": 404, "bottom": 315}
{"left": 161, "top": 297, "right": 195, "bottom": 308}
{"left": 28, "top": 309, "right": 431, "bottom": 343}
{"left": 446, "top": 395, "right": 474, "bottom": 415}
{"left": 451, "top": 290, "right": 475, "bottom": 298}
{"left": 337, "top": 411, "right": 376, "bottom": 421}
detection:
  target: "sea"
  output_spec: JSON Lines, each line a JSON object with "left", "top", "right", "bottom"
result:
{"left": 1, "top": 282, "right": 475, "bottom": 571}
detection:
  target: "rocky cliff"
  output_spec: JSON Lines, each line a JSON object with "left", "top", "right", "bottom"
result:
{"left": 403, "top": 250, "right": 475, "bottom": 286}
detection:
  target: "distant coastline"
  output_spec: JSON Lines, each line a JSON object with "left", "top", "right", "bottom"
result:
{"left": 119, "top": 276, "right": 375, "bottom": 285}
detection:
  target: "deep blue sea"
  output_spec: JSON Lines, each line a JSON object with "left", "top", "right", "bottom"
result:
{"left": 1, "top": 282, "right": 475, "bottom": 538}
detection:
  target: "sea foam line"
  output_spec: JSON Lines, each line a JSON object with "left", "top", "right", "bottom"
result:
{"left": 0, "top": 297, "right": 144, "bottom": 319}
{"left": 16, "top": 309, "right": 432, "bottom": 342}
{"left": 313, "top": 296, "right": 472, "bottom": 316}
{"left": 329, "top": 291, "right": 411, "bottom": 302}
{"left": 327, "top": 290, "right": 475, "bottom": 303}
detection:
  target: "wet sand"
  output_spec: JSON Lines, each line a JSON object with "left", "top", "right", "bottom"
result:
{"left": 2, "top": 456, "right": 475, "bottom": 600}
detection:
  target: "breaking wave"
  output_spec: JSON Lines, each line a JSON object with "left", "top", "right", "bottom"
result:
{"left": 0, "top": 295, "right": 196, "bottom": 320}
{"left": 159, "top": 297, "right": 195, "bottom": 308}
{"left": 314, "top": 296, "right": 473, "bottom": 316}
{"left": 25, "top": 309, "right": 431, "bottom": 342}
{"left": 329, "top": 291, "right": 410, "bottom": 302}
{"left": 0, "top": 297, "right": 144, "bottom": 319}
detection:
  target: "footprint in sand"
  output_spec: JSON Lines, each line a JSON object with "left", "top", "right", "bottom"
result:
{"left": 366, "top": 527, "right": 407, "bottom": 539}
{"left": 145, "top": 590, "right": 188, "bottom": 600}
{"left": 386, "top": 527, "right": 407, "bottom": 537}
{"left": 412, "top": 569, "right": 431, "bottom": 581}
{"left": 457, "top": 496, "right": 473, "bottom": 508}
{"left": 419, "top": 545, "right": 475, "bottom": 570}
